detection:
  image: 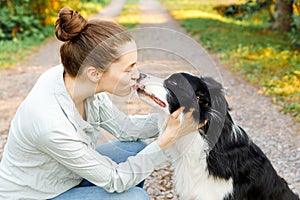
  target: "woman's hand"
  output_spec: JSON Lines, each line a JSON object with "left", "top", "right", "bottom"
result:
{"left": 157, "top": 107, "right": 200, "bottom": 151}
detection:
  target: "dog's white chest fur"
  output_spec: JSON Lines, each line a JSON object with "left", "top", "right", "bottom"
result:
{"left": 167, "top": 132, "right": 233, "bottom": 200}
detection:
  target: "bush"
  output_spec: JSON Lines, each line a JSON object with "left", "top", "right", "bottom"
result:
{"left": 0, "top": 5, "right": 45, "bottom": 40}
{"left": 0, "top": 0, "right": 111, "bottom": 68}
{"left": 0, "top": 0, "right": 111, "bottom": 41}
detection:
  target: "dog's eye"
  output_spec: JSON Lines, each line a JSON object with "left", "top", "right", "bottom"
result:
{"left": 196, "top": 96, "right": 209, "bottom": 107}
{"left": 168, "top": 80, "right": 177, "bottom": 86}
{"left": 196, "top": 96, "right": 200, "bottom": 102}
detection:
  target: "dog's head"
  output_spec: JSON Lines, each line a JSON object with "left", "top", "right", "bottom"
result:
{"left": 135, "top": 72, "right": 228, "bottom": 139}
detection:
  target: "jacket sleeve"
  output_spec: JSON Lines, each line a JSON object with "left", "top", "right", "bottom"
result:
{"left": 36, "top": 123, "right": 168, "bottom": 193}
{"left": 96, "top": 93, "right": 162, "bottom": 141}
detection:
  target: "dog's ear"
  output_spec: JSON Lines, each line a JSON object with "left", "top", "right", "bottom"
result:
{"left": 200, "top": 77, "right": 228, "bottom": 125}
{"left": 201, "top": 77, "right": 223, "bottom": 96}
{"left": 195, "top": 77, "right": 225, "bottom": 122}
{"left": 197, "top": 77, "right": 228, "bottom": 146}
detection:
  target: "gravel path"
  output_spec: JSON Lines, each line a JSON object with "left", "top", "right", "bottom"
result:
{"left": 0, "top": 0, "right": 299, "bottom": 199}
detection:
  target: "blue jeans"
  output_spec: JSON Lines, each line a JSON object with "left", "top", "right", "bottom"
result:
{"left": 50, "top": 140, "right": 150, "bottom": 200}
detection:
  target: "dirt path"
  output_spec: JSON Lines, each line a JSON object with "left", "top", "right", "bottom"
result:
{"left": 0, "top": 0, "right": 299, "bottom": 198}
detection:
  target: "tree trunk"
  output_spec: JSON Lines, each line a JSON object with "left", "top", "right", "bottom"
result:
{"left": 270, "top": 0, "right": 294, "bottom": 32}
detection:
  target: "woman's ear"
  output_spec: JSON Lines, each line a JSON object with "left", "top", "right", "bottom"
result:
{"left": 86, "top": 66, "right": 103, "bottom": 83}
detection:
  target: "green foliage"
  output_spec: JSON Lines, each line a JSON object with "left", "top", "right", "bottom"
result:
{"left": 215, "top": 0, "right": 300, "bottom": 48}
{"left": 0, "top": 0, "right": 111, "bottom": 41}
{"left": 214, "top": 0, "right": 273, "bottom": 20}
{"left": 0, "top": 5, "right": 46, "bottom": 40}
{"left": 0, "top": 0, "right": 111, "bottom": 68}
{"left": 290, "top": 13, "right": 300, "bottom": 48}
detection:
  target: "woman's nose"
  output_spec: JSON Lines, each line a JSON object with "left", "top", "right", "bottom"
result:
{"left": 131, "top": 67, "right": 140, "bottom": 80}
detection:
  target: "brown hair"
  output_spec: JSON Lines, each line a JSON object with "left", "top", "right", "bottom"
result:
{"left": 55, "top": 7, "right": 133, "bottom": 76}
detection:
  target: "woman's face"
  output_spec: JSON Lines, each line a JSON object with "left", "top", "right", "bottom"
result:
{"left": 98, "top": 41, "right": 139, "bottom": 96}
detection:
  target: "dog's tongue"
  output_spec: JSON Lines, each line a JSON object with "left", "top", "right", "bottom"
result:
{"left": 134, "top": 84, "right": 166, "bottom": 108}
{"left": 153, "top": 96, "right": 166, "bottom": 107}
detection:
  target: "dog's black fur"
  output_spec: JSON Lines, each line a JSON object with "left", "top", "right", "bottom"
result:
{"left": 164, "top": 72, "right": 299, "bottom": 200}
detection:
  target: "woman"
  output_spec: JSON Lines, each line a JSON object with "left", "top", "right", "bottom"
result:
{"left": 0, "top": 8, "right": 198, "bottom": 199}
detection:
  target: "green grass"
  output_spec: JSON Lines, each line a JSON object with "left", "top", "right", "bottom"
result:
{"left": 0, "top": 25, "right": 54, "bottom": 68}
{"left": 160, "top": 0, "right": 300, "bottom": 122}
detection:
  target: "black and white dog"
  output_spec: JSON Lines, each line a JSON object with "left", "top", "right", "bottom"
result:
{"left": 134, "top": 72, "right": 299, "bottom": 200}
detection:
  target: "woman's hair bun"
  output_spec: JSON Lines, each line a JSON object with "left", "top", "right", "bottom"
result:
{"left": 55, "top": 7, "right": 87, "bottom": 42}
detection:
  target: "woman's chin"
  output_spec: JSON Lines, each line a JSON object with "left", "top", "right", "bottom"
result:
{"left": 113, "top": 88, "right": 132, "bottom": 97}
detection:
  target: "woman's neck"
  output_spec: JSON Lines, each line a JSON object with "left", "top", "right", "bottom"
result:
{"left": 63, "top": 73, "right": 95, "bottom": 120}
{"left": 63, "top": 73, "right": 87, "bottom": 104}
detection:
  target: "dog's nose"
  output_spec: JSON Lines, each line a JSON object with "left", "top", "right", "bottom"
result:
{"left": 137, "top": 73, "right": 147, "bottom": 82}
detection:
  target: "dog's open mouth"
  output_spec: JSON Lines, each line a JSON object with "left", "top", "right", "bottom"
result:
{"left": 133, "top": 84, "right": 166, "bottom": 108}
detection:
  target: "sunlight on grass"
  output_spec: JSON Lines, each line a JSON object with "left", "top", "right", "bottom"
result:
{"left": 172, "top": 9, "right": 225, "bottom": 20}
{"left": 117, "top": 0, "right": 140, "bottom": 29}
{"left": 264, "top": 73, "right": 300, "bottom": 96}
{"left": 172, "top": 9, "right": 258, "bottom": 28}
{"left": 117, "top": 12, "right": 141, "bottom": 26}
{"left": 170, "top": 7, "right": 268, "bottom": 27}
{"left": 44, "top": 2, "right": 106, "bottom": 25}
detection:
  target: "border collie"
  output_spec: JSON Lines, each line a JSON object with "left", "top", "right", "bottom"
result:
{"left": 134, "top": 72, "right": 299, "bottom": 200}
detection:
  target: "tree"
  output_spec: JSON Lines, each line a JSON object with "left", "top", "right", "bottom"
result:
{"left": 270, "top": 0, "right": 294, "bottom": 32}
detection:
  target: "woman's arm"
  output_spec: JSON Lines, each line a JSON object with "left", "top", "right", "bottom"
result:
{"left": 95, "top": 93, "right": 199, "bottom": 146}
{"left": 95, "top": 93, "right": 160, "bottom": 141}
{"left": 36, "top": 122, "right": 168, "bottom": 193}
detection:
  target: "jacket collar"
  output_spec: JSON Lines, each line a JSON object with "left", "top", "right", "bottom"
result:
{"left": 53, "top": 65, "right": 97, "bottom": 132}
